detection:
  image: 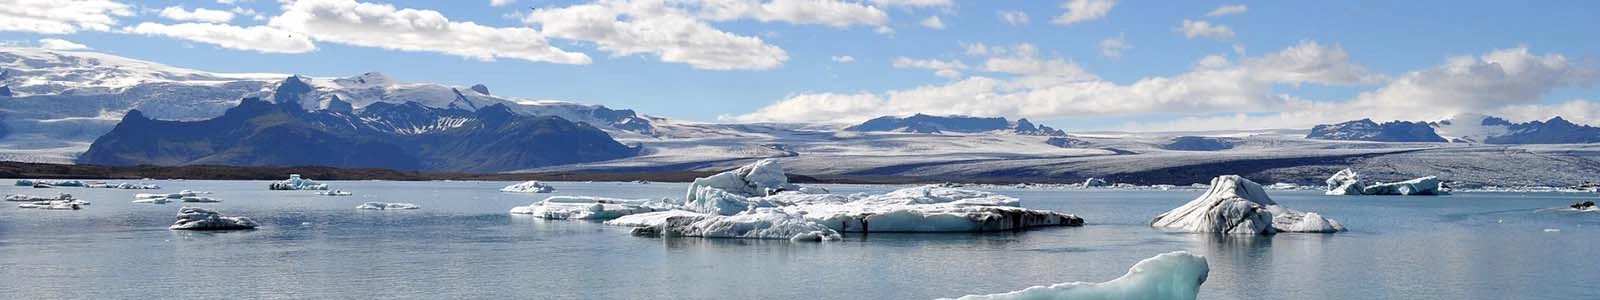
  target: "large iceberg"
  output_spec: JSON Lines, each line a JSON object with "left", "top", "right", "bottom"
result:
{"left": 1151, "top": 175, "right": 1345, "bottom": 234}
{"left": 170, "top": 207, "right": 258, "bottom": 230}
{"left": 269, "top": 174, "right": 330, "bottom": 190}
{"left": 683, "top": 159, "right": 793, "bottom": 215}
{"left": 500, "top": 181, "right": 556, "bottom": 193}
{"left": 1362, "top": 176, "right": 1446, "bottom": 196}
{"left": 789, "top": 185, "right": 1083, "bottom": 233}
{"left": 508, "top": 196, "right": 662, "bottom": 220}
{"left": 943, "top": 251, "right": 1209, "bottom": 300}
{"left": 1324, "top": 168, "right": 1364, "bottom": 195}
{"left": 356, "top": 202, "right": 421, "bottom": 210}
{"left": 625, "top": 209, "right": 841, "bottom": 242}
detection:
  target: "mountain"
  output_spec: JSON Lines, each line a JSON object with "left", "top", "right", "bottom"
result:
{"left": 1434, "top": 114, "right": 1600, "bottom": 144}
{"left": 78, "top": 91, "right": 639, "bottom": 172}
{"left": 844, "top": 114, "right": 1066, "bottom": 136}
{"left": 1306, "top": 119, "right": 1447, "bottom": 142}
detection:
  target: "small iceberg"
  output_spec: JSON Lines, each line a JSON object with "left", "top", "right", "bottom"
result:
{"left": 5, "top": 193, "right": 74, "bottom": 202}
{"left": 1083, "top": 177, "right": 1109, "bottom": 187}
{"left": 500, "top": 181, "right": 555, "bottom": 193}
{"left": 683, "top": 159, "right": 794, "bottom": 215}
{"left": 1568, "top": 201, "right": 1597, "bottom": 212}
{"left": 789, "top": 185, "right": 1084, "bottom": 233}
{"left": 170, "top": 207, "right": 258, "bottom": 231}
{"left": 625, "top": 209, "right": 842, "bottom": 242}
{"left": 356, "top": 202, "right": 420, "bottom": 210}
{"left": 86, "top": 182, "right": 161, "bottom": 189}
{"left": 135, "top": 191, "right": 213, "bottom": 203}
{"left": 180, "top": 197, "right": 221, "bottom": 203}
{"left": 508, "top": 196, "right": 663, "bottom": 220}
{"left": 942, "top": 251, "right": 1209, "bottom": 300}
{"left": 18, "top": 199, "right": 91, "bottom": 210}
{"left": 1150, "top": 175, "right": 1345, "bottom": 235}
{"left": 1323, "top": 169, "right": 1446, "bottom": 196}
{"left": 269, "top": 174, "right": 330, "bottom": 190}
{"left": 15, "top": 180, "right": 86, "bottom": 187}
{"left": 316, "top": 190, "right": 353, "bottom": 196}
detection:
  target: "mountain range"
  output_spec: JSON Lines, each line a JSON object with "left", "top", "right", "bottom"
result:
{"left": 7, "top": 47, "right": 1600, "bottom": 185}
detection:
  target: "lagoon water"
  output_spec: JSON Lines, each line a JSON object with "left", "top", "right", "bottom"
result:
{"left": 1, "top": 180, "right": 1597, "bottom": 299}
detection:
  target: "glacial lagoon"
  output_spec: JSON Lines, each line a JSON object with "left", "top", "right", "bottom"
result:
{"left": 2, "top": 180, "right": 1596, "bottom": 299}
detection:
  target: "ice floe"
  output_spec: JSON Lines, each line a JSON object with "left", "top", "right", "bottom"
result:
{"left": 269, "top": 174, "right": 330, "bottom": 190}
{"left": 316, "top": 190, "right": 353, "bottom": 196}
{"left": 508, "top": 196, "right": 665, "bottom": 220}
{"left": 787, "top": 185, "right": 1083, "bottom": 233}
{"left": 14, "top": 180, "right": 86, "bottom": 187}
{"left": 18, "top": 199, "right": 90, "bottom": 210}
{"left": 1322, "top": 169, "right": 1446, "bottom": 196}
{"left": 500, "top": 181, "right": 556, "bottom": 193}
{"left": 86, "top": 182, "right": 161, "bottom": 189}
{"left": 5, "top": 193, "right": 74, "bottom": 202}
{"left": 943, "top": 251, "right": 1209, "bottom": 300}
{"left": 356, "top": 202, "right": 420, "bottom": 210}
{"left": 1151, "top": 175, "right": 1345, "bottom": 235}
{"left": 170, "top": 207, "right": 258, "bottom": 230}
{"left": 625, "top": 209, "right": 842, "bottom": 242}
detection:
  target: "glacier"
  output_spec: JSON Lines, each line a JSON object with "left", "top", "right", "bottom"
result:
{"left": 1150, "top": 175, "right": 1345, "bottom": 234}
{"left": 500, "top": 181, "right": 556, "bottom": 193}
{"left": 169, "top": 207, "right": 258, "bottom": 230}
{"left": 943, "top": 251, "right": 1209, "bottom": 300}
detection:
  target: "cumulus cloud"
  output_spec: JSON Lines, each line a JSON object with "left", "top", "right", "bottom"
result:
{"left": 0, "top": 0, "right": 133, "bottom": 34}
{"left": 919, "top": 16, "right": 945, "bottom": 29}
{"left": 1053, "top": 0, "right": 1115, "bottom": 25}
{"left": 1098, "top": 36, "right": 1131, "bottom": 59}
{"left": 731, "top": 41, "right": 1443, "bottom": 125}
{"left": 691, "top": 0, "right": 889, "bottom": 28}
{"left": 159, "top": 6, "right": 235, "bottom": 23}
{"left": 274, "top": 0, "right": 590, "bottom": 64}
{"left": 961, "top": 42, "right": 989, "bottom": 56}
{"left": 37, "top": 38, "right": 90, "bottom": 50}
{"left": 491, "top": 0, "right": 515, "bottom": 7}
{"left": 997, "top": 10, "right": 1029, "bottom": 26}
{"left": 1205, "top": 5, "right": 1247, "bottom": 17}
{"left": 1177, "top": 19, "right": 1233, "bottom": 40}
{"left": 831, "top": 55, "right": 855, "bottom": 63}
{"left": 869, "top": 0, "right": 952, "bottom": 7}
{"left": 124, "top": 22, "right": 316, "bottom": 54}
{"left": 524, "top": 1, "right": 783, "bottom": 70}
{"left": 892, "top": 57, "right": 967, "bottom": 78}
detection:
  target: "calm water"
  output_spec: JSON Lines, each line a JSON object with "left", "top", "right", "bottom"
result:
{"left": 1, "top": 180, "right": 1596, "bottom": 299}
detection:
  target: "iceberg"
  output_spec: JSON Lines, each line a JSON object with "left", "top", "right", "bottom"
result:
{"left": 788, "top": 185, "right": 1084, "bottom": 233}
{"left": 1324, "top": 168, "right": 1364, "bottom": 195}
{"left": 269, "top": 174, "right": 330, "bottom": 190}
{"left": 180, "top": 197, "right": 221, "bottom": 203}
{"left": 508, "top": 196, "right": 662, "bottom": 220}
{"left": 1083, "top": 178, "right": 1109, "bottom": 187}
{"left": 605, "top": 210, "right": 708, "bottom": 227}
{"left": 356, "top": 202, "right": 420, "bottom": 210}
{"left": 1362, "top": 176, "right": 1446, "bottom": 196}
{"left": 5, "top": 193, "right": 74, "bottom": 202}
{"left": 943, "top": 251, "right": 1209, "bottom": 300}
{"left": 625, "top": 209, "right": 841, "bottom": 242}
{"left": 1150, "top": 175, "right": 1345, "bottom": 234}
{"left": 500, "top": 181, "right": 556, "bottom": 193}
{"left": 170, "top": 207, "right": 258, "bottom": 230}
{"left": 683, "top": 159, "right": 794, "bottom": 215}
{"left": 86, "top": 182, "right": 161, "bottom": 189}
{"left": 18, "top": 199, "right": 90, "bottom": 210}
{"left": 316, "top": 190, "right": 354, "bottom": 196}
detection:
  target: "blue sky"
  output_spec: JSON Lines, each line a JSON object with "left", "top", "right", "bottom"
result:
{"left": 1, "top": 0, "right": 1597, "bottom": 131}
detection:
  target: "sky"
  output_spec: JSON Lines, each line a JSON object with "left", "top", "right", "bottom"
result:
{"left": 1, "top": 0, "right": 1597, "bottom": 131}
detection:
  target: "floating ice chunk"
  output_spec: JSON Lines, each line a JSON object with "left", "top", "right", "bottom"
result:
{"left": 356, "top": 202, "right": 420, "bottom": 210}
{"left": 500, "top": 181, "right": 555, "bottom": 193}
{"left": 1362, "top": 176, "right": 1446, "bottom": 196}
{"left": 626, "top": 210, "right": 841, "bottom": 242}
{"left": 685, "top": 184, "right": 776, "bottom": 216}
{"left": 316, "top": 190, "right": 353, "bottom": 196}
{"left": 269, "top": 174, "right": 330, "bottom": 190}
{"left": 180, "top": 197, "right": 221, "bottom": 203}
{"left": 1150, "top": 175, "right": 1345, "bottom": 235}
{"left": 508, "top": 196, "right": 661, "bottom": 220}
{"left": 170, "top": 207, "right": 258, "bottom": 230}
{"left": 684, "top": 159, "right": 797, "bottom": 214}
{"left": 943, "top": 251, "right": 1209, "bottom": 300}
{"left": 605, "top": 210, "right": 707, "bottom": 227}
{"left": 1083, "top": 178, "right": 1109, "bottom": 187}
{"left": 18, "top": 200, "right": 89, "bottom": 210}
{"left": 763, "top": 192, "right": 855, "bottom": 206}
{"left": 5, "top": 193, "right": 73, "bottom": 202}
{"left": 851, "top": 185, "right": 1020, "bottom": 207}
{"left": 798, "top": 204, "right": 1084, "bottom": 233}
{"left": 1325, "top": 168, "right": 1365, "bottom": 195}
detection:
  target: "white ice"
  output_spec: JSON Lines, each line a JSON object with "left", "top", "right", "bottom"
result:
{"left": 943, "top": 251, "right": 1209, "bottom": 300}
{"left": 508, "top": 196, "right": 661, "bottom": 220}
{"left": 683, "top": 159, "right": 794, "bottom": 215}
{"left": 604, "top": 210, "right": 708, "bottom": 227}
{"left": 625, "top": 209, "right": 841, "bottom": 242}
{"left": 1324, "top": 168, "right": 1364, "bottom": 196}
{"left": 1362, "top": 176, "right": 1446, "bottom": 195}
{"left": 356, "top": 202, "right": 421, "bottom": 210}
{"left": 170, "top": 207, "right": 258, "bottom": 230}
{"left": 5, "top": 193, "right": 73, "bottom": 202}
{"left": 500, "top": 180, "right": 556, "bottom": 193}
{"left": 1150, "top": 175, "right": 1345, "bottom": 234}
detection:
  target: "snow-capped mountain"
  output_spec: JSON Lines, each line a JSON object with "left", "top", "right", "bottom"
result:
{"left": 1311, "top": 115, "right": 1600, "bottom": 144}
{"left": 844, "top": 114, "right": 1066, "bottom": 136}
{"left": 1306, "top": 119, "right": 1447, "bottom": 142}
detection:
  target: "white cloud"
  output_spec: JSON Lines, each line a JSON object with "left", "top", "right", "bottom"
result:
{"left": 1177, "top": 19, "right": 1233, "bottom": 40}
{"left": 869, "top": 0, "right": 952, "bottom": 7}
{"left": 273, "top": 0, "right": 590, "bottom": 64}
{"left": 892, "top": 56, "right": 967, "bottom": 78}
{"left": 919, "top": 16, "right": 944, "bottom": 30}
{"left": 1205, "top": 5, "right": 1247, "bottom": 17}
{"left": 1493, "top": 100, "right": 1600, "bottom": 125}
{"left": 997, "top": 10, "right": 1028, "bottom": 26}
{"left": 1098, "top": 36, "right": 1131, "bottom": 59}
{"left": 124, "top": 22, "right": 316, "bottom": 54}
{"left": 961, "top": 42, "right": 989, "bottom": 56}
{"left": 692, "top": 0, "right": 889, "bottom": 28}
{"left": 159, "top": 6, "right": 236, "bottom": 23}
{"left": 732, "top": 41, "right": 1406, "bottom": 124}
{"left": 491, "top": 0, "right": 516, "bottom": 7}
{"left": 216, "top": 0, "right": 249, "bottom": 4}
{"left": 1052, "top": 0, "right": 1115, "bottom": 25}
{"left": 524, "top": 1, "right": 782, "bottom": 70}
{"left": 831, "top": 55, "right": 855, "bottom": 63}
{"left": 0, "top": 0, "right": 133, "bottom": 34}
{"left": 37, "top": 38, "right": 90, "bottom": 50}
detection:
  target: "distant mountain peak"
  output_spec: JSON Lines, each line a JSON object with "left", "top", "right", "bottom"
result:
{"left": 469, "top": 84, "right": 490, "bottom": 95}
{"left": 844, "top": 113, "right": 1066, "bottom": 136}
{"left": 1307, "top": 119, "right": 1445, "bottom": 142}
